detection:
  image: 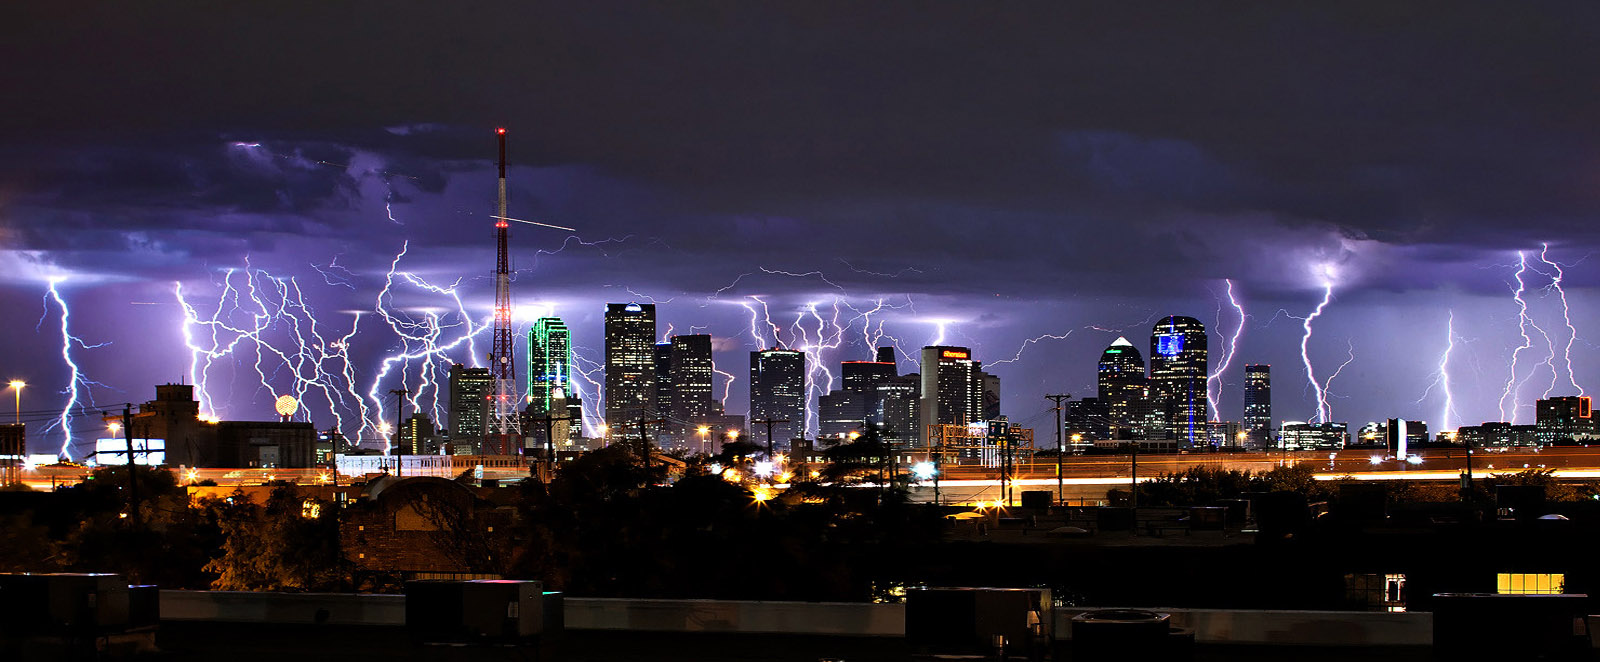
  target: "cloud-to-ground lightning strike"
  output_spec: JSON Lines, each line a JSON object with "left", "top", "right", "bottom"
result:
{"left": 1317, "top": 339, "right": 1356, "bottom": 421}
{"left": 175, "top": 240, "right": 492, "bottom": 450}
{"left": 366, "top": 241, "right": 490, "bottom": 449}
{"left": 1298, "top": 272, "right": 1336, "bottom": 424}
{"left": 1207, "top": 279, "right": 1246, "bottom": 421}
{"left": 1416, "top": 311, "right": 1458, "bottom": 433}
{"left": 38, "top": 280, "right": 110, "bottom": 459}
{"left": 1499, "top": 251, "right": 1546, "bottom": 424}
{"left": 1538, "top": 243, "right": 1584, "bottom": 396}
{"left": 567, "top": 346, "right": 608, "bottom": 437}
{"left": 177, "top": 266, "right": 370, "bottom": 439}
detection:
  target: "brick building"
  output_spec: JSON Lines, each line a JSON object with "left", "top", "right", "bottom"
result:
{"left": 340, "top": 476, "right": 514, "bottom": 586}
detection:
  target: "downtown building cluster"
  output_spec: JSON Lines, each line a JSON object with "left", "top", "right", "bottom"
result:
{"left": 406, "top": 302, "right": 1020, "bottom": 460}
{"left": 1055, "top": 314, "right": 1600, "bottom": 455}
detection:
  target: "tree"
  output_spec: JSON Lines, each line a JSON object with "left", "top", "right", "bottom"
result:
{"left": 203, "top": 487, "right": 347, "bottom": 591}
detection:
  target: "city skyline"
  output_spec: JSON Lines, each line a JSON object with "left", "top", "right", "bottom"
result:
{"left": 5, "top": 4, "right": 1600, "bottom": 457}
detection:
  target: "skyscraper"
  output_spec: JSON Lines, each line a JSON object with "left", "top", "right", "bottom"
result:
{"left": 1149, "top": 316, "right": 1208, "bottom": 446}
{"left": 875, "top": 346, "right": 898, "bottom": 365}
{"left": 877, "top": 374, "right": 921, "bottom": 444}
{"left": 1098, "top": 337, "right": 1146, "bottom": 439}
{"left": 920, "top": 346, "right": 989, "bottom": 440}
{"left": 527, "top": 317, "right": 571, "bottom": 416}
{"left": 1243, "top": 364, "right": 1271, "bottom": 447}
{"left": 604, "top": 303, "right": 657, "bottom": 436}
{"left": 670, "top": 334, "right": 718, "bottom": 426}
{"left": 654, "top": 341, "right": 674, "bottom": 421}
{"left": 448, "top": 364, "right": 492, "bottom": 452}
{"left": 749, "top": 349, "right": 806, "bottom": 446}
{"left": 842, "top": 359, "right": 897, "bottom": 423}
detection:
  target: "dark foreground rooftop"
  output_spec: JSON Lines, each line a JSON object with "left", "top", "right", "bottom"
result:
{"left": 140, "top": 591, "right": 1440, "bottom": 662}
{"left": 155, "top": 621, "right": 1429, "bottom": 662}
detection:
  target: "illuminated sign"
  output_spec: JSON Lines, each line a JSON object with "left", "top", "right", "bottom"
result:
{"left": 1582, "top": 397, "right": 1592, "bottom": 419}
{"left": 941, "top": 350, "right": 970, "bottom": 360}
{"left": 93, "top": 438, "right": 165, "bottom": 466}
{"left": 1157, "top": 335, "right": 1184, "bottom": 356}
{"left": 624, "top": 303, "right": 643, "bottom": 312}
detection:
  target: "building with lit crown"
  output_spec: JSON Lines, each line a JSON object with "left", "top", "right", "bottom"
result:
{"left": 1097, "top": 337, "right": 1146, "bottom": 439}
{"left": 919, "top": 346, "right": 992, "bottom": 443}
{"left": 604, "top": 303, "right": 657, "bottom": 437}
{"left": 1149, "top": 316, "right": 1208, "bottom": 446}
{"left": 526, "top": 317, "right": 571, "bottom": 418}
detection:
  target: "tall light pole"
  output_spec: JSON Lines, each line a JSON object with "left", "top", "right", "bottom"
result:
{"left": 1045, "top": 394, "right": 1071, "bottom": 507}
{"left": 8, "top": 381, "right": 23, "bottom": 425}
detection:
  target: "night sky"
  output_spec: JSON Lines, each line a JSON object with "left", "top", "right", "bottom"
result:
{"left": 4, "top": 2, "right": 1600, "bottom": 457}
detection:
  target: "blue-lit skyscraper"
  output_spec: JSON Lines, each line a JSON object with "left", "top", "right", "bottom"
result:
{"left": 1149, "top": 316, "right": 1208, "bottom": 446}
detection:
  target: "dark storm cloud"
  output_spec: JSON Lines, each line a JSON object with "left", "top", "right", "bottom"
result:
{"left": 6, "top": 1, "right": 1599, "bottom": 251}
{"left": 2, "top": 1, "right": 1599, "bottom": 437}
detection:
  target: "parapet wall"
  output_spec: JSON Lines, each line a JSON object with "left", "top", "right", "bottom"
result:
{"left": 160, "top": 591, "right": 1432, "bottom": 646}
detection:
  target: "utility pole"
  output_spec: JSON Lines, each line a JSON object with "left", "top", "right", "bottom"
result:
{"left": 122, "top": 404, "right": 140, "bottom": 530}
{"left": 1045, "top": 394, "right": 1071, "bottom": 507}
{"left": 631, "top": 416, "right": 666, "bottom": 481}
{"left": 999, "top": 424, "right": 1013, "bottom": 507}
{"left": 389, "top": 389, "right": 410, "bottom": 477}
{"left": 1129, "top": 440, "right": 1139, "bottom": 514}
{"left": 880, "top": 423, "right": 895, "bottom": 500}
{"left": 750, "top": 418, "right": 791, "bottom": 460}
{"left": 1461, "top": 434, "right": 1474, "bottom": 501}
{"left": 326, "top": 427, "right": 340, "bottom": 487}
{"left": 528, "top": 412, "right": 573, "bottom": 480}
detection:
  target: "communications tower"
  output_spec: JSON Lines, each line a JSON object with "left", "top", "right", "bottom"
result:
{"left": 489, "top": 127, "right": 521, "bottom": 453}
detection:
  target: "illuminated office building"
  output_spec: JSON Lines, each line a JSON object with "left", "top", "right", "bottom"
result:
{"left": 1149, "top": 316, "right": 1208, "bottom": 446}
{"left": 1097, "top": 337, "right": 1146, "bottom": 439}
{"left": 1243, "top": 364, "right": 1271, "bottom": 448}
{"left": 604, "top": 303, "right": 657, "bottom": 436}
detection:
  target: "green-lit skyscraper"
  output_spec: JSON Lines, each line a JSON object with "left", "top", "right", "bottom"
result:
{"left": 528, "top": 317, "right": 572, "bottom": 415}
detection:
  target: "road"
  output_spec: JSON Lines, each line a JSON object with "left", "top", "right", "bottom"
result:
{"left": 15, "top": 446, "right": 1600, "bottom": 506}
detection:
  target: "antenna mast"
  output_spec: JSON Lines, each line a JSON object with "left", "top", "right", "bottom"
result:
{"left": 489, "top": 127, "right": 522, "bottom": 454}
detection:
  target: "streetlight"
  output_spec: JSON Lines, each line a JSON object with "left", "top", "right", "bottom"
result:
{"left": 7, "top": 381, "right": 23, "bottom": 425}
{"left": 697, "top": 425, "right": 710, "bottom": 454}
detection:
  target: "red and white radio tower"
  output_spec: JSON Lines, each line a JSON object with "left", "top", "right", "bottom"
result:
{"left": 489, "top": 127, "right": 521, "bottom": 454}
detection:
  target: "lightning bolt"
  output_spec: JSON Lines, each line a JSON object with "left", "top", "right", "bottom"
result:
{"left": 1537, "top": 243, "right": 1583, "bottom": 396}
{"left": 177, "top": 265, "right": 371, "bottom": 439}
{"left": 1206, "top": 279, "right": 1246, "bottom": 421}
{"left": 1499, "top": 251, "right": 1543, "bottom": 423}
{"left": 985, "top": 332, "right": 1075, "bottom": 367}
{"left": 1417, "top": 311, "right": 1458, "bottom": 433}
{"left": 568, "top": 346, "right": 608, "bottom": 436}
{"left": 37, "top": 280, "right": 109, "bottom": 459}
{"left": 366, "top": 241, "right": 491, "bottom": 449}
{"left": 1296, "top": 279, "right": 1335, "bottom": 424}
{"left": 1318, "top": 339, "right": 1355, "bottom": 421}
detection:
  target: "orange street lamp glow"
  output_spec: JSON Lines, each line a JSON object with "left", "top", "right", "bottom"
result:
{"left": 7, "top": 380, "right": 22, "bottom": 425}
